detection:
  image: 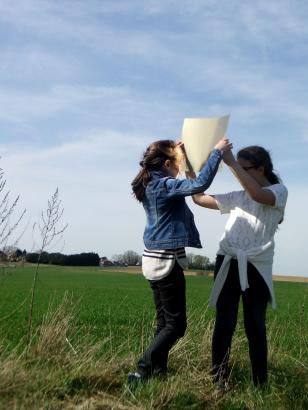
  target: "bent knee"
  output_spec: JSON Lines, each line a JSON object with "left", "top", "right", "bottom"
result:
{"left": 165, "top": 320, "right": 187, "bottom": 338}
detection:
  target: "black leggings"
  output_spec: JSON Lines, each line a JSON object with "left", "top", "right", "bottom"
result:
{"left": 137, "top": 261, "right": 187, "bottom": 377}
{"left": 212, "top": 255, "right": 270, "bottom": 386}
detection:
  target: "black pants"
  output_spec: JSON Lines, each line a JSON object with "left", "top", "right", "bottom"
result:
{"left": 137, "top": 261, "right": 187, "bottom": 377}
{"left": 212, "top": 255, "right": 269, "bottom": 386}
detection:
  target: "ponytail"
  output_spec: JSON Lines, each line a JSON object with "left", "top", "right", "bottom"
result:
{"left": 131, "top": 167, "right": 151, "bottom": 202}
{"left": 131, "top": 140, "right": 180, "bottom": 202}
{"left": 267, "top": 170, "right": 280, "bottom": 185}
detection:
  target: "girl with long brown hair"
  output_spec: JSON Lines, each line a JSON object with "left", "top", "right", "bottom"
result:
{"left": 128, "top": 137, "right": 232, "bottom": 384}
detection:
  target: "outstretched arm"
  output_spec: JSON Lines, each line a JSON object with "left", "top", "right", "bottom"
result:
{"left": 223, "top": 150, "right": 275, "bottom": 206}
{"left": 166, "top": 138, "right": 232, "bottom": 198}
{"left": 192, "top": 193, "right": 219, "bottom": 209}
{"left": 186, "top": 170, "right": 219, "bottom": 210}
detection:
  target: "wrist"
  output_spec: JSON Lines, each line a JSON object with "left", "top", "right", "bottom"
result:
{"left": 227, "top": 160, "right": 237, "bottom": 167}
{"left": 212, "top": 148, "right": 223, "bottom": 157}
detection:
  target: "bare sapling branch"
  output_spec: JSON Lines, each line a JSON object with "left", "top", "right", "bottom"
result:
{"left": 0, "top": 167, "right": 26, "bottom": 248}
{"left": 0, "top": 165, "right": 27, "bottom": 268}
{"left": 27, "top": 188, "right": 68, "bottom": 350}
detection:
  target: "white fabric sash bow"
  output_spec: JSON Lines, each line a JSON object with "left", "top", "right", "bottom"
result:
{"left": 209, "top": 241, "right": 273, "bottom": 306}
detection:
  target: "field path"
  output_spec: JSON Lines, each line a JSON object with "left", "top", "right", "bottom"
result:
{"left": 101, "top": 267, "right": 308, "bottom": 283}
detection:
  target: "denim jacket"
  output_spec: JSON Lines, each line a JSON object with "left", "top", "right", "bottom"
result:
{"left": 143, "top": 149, "right": 222, "bottom": 250}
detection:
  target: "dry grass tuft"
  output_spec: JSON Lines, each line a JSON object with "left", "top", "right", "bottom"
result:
{"left": 34, "top": 293, "right": 76, "bottom": 359}
{"left": 0, "top": 352, "right": 28, "bottom": 397}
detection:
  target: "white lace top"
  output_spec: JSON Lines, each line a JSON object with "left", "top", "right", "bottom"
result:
{"left": 209, "top": 183, "right": 288, "bottom": 308}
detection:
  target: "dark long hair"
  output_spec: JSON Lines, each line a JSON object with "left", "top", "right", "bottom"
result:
{"left": 237, "top": 146, "right": 280, "bottom": 185}
{"left": 131, "top": 140, "right": 180, "bottom": 202}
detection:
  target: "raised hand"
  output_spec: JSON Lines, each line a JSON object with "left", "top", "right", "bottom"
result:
{"left": 214, "top": 138, "right": 233, "bottom": 153}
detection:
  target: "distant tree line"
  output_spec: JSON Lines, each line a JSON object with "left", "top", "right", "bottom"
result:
{"left": 1, "top": 246, "right": 215, "bottom": 270}
{"left": 111, "top": 250, "right": 142, "bottom": 266}
{"left": 186, "top": 253, "right": 215, "bottom": 270}
{"left": 25, "top": 251, "right": 100, "bottom": 266}
{"left": 110, "top": 250, "right": 215, "bottom": 270}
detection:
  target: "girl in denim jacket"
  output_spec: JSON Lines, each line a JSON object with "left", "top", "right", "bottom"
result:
{"left": 128, "top": 138, "right": 232, "bottom": 384}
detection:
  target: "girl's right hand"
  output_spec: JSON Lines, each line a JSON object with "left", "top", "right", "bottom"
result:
{"left": 214, "top": 138, "right": 233, "bottom": 153}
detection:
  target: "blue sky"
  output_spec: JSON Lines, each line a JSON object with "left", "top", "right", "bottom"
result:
{"left": 0, "top": 0, "right": 307, "bottom": 276}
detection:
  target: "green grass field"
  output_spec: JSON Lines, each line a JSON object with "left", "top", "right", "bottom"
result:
{"left": 0, "top": 264, "right": 307, "bottom": 409}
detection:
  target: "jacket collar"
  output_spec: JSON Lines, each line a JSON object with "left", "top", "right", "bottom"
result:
{"left": 149, "top": 170, "right": 169, "bottom": 179}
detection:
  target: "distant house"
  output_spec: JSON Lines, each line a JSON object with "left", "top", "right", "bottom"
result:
{"left": 100, "top": 257, "right": 114, "bottom": 267}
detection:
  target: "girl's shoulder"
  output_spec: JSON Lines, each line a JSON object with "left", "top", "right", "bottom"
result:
{"left": 266, "top": 183, "right": 288, "bottom": 197}
{"left": 265, "top": 183, "right": 288, "bottom": 209}
{"left": 146, "top": 175, "right": 174, "bottom": 193}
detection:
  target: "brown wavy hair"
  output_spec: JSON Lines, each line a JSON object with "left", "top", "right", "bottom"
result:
{"left": 131, "top": 140, "right": 183, "bottom": 202}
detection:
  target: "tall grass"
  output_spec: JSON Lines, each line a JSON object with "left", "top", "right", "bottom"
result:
{"left": 0, "top": 295, "right": 307, "bottom": 410}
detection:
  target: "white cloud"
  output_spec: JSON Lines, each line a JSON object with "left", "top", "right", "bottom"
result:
{"left": 0, "top": 81, "right": 192, "bottom": 149}
{"left": 1, "top": 0, "right": 307, "bottom": 132}
{"left": 0, "top": 85, "right": 129, "bottom": 122}
{"left": 0, "top": 47, "right": 84, "bottom": 83}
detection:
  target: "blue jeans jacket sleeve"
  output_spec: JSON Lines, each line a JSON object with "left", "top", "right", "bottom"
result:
{"left": 165, "top": 149, "right": 222, "bottom": 197}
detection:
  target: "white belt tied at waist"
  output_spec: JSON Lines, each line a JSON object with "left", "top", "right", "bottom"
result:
{"left": 209, "top": 241, "right": 273, "bottom": 307}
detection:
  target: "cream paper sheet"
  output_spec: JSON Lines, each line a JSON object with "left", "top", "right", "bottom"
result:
{"left": 181, "top": 115, "right": 230, "bottom": 171}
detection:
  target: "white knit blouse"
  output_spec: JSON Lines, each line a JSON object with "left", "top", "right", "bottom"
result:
{"left": 209, "top": 183, "right": 288, "bottom": 308}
